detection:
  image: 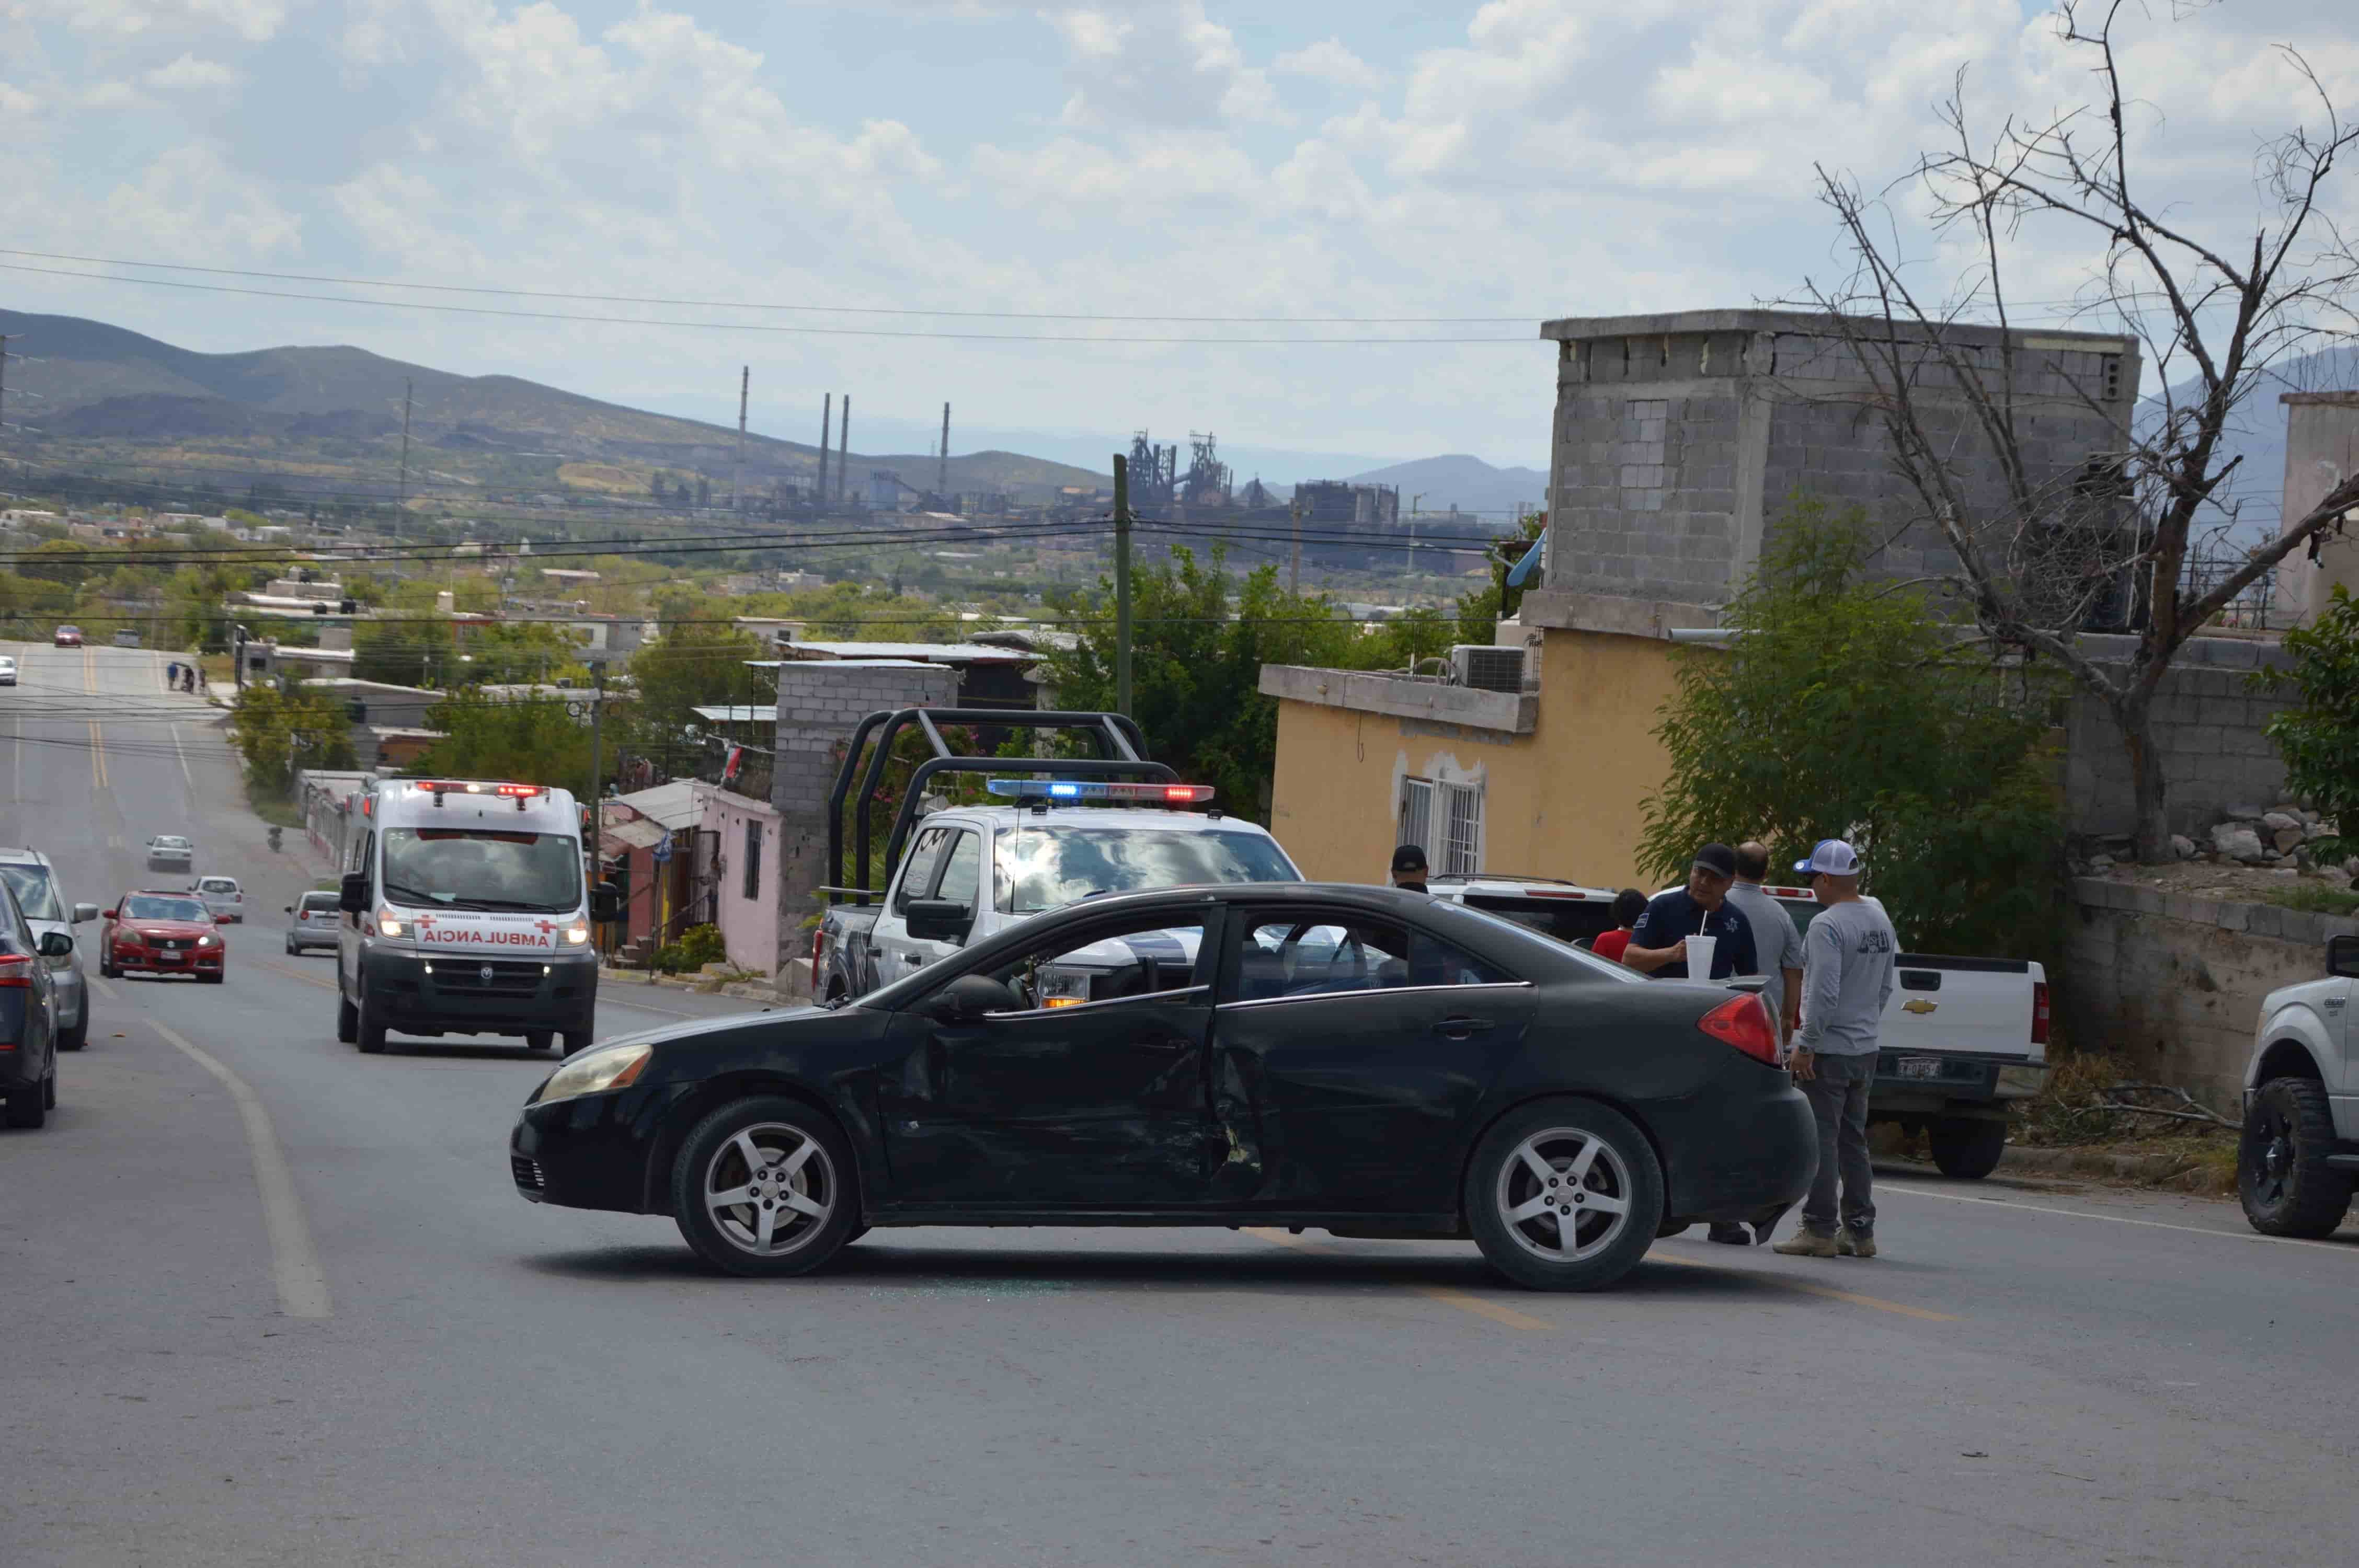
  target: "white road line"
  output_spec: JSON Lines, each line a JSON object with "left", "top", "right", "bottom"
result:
{"left": 1882, "top": 1183, "right": 2358, "bottom": 1253}
{"left": 170, "top": 721, "right": 190, "bottom": 784}
{"left": 144, "top": 1017, "right": 334, "bottom": 1319}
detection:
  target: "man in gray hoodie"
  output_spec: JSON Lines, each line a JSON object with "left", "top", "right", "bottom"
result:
{"left": 1774, "top": 838, "right": 1896, "bottom": 1260}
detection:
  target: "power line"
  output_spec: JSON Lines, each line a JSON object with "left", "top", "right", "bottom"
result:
{"left": 0, "top": 248, "right": 1536, "bottom": 325}
{"left": 0, "top": 262, "right": 1533, "bottom": 346}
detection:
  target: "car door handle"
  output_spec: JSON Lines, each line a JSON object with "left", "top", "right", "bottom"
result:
{"left": 1432, "top": 1017, "right": 1495, "bottom": 1039}
{"left": 1132, "top": 1036, "right": 1194, "bottom": 1054}
{"left": 902, "top": 953, "right": 923, "bottom": 964}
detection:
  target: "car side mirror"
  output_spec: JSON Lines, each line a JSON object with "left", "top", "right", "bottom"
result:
{"left": 904, "top": 897, "right": 974, "bottom": 944}
{"left": 922, "top": 972, "right": 1018, "bottom": 1022}
{"left": 589, "top": 883, "right": 622, "bottom": 924}
{"left": 38, "top": 930, "right": 74, "bottom": 958}
{"left": 72, "top": 903, "right": 96, "bottom": 924}
{"left": 339, "top": 872, "right": 369, "bottom": 915}
{"left": 284, "top": 905, "right": 295, "bottom": 914}
{"left": 2330, "top": 933, "right": 2359, "bottom": 979}
{"left": 103, "top": 907, "right": 118, "bottom": 920}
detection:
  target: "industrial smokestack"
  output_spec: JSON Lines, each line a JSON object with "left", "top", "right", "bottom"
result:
{"left": 839, "top": 396, "right": 851, "bottom": 505}
{"left": 939, "top": 402, "right": 951, "bottom": 499}
{"left": 818, "top": 393, "right": 832, "bottom": 511}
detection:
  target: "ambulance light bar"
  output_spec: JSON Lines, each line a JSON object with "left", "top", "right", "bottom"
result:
{"left": 985, "top": 780, "right": 1215, "bottom": 804}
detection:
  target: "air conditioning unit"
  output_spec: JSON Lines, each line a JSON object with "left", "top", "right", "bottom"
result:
{"left": 1450, "top": 644, "right": 1526, "bottom": 694}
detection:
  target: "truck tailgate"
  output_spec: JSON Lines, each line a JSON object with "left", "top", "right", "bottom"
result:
{"left": 1880, "top": 955, "right": 2044, "bottom": 1062}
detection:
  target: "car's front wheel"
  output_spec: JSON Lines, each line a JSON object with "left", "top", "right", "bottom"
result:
{"left": 525, "top": 1031, "right": 555, "bottom": 1053}
{"left": 670, "top": 1098, "right": 857, "bottom": 1278}
{"left": 1468, "top": 1098, "right": 1664, "bottom": 1292}
{"left": 356, "top": 987, "right": 387, "bottom": 1055}
{"left": 336, "top": 989, "right": 358, "bottom": 1044}
{"left": 2240, "top": 1077, "right": 2354, "bottom": 1238}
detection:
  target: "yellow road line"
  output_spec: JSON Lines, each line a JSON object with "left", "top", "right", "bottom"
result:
{"left": 251, "top": 957, "right": 336, "bottom": 993}
{"left": 87, "top": 718, "right": 108, "bottom": 787}
{"left": 1648, "top": 1249, "right": 1960, "bottom": 1321}
{"left": 1242, "top": 1227, "right": 1555, "bottom": 1331}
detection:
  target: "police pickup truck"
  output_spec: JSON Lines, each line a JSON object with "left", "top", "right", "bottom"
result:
{"left": 811, "top": 708, "right": 1302, "bottom": 1003}
{"left": 1428, "top": 872, "right": 2049, "bottom": 1178}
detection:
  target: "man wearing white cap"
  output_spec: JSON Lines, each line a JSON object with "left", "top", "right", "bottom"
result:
{"left": 1774, "top": 838, "right": 1897, "bottom": 1260}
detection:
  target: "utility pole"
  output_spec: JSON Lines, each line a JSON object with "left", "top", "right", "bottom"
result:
{"left": 1289, "top": 494, "right": 1303, "bottom": 596}
{"left": 1113, "top": 453, "right": 1132, "bottom": 719}
{"left": 587, "top": 660, "right": 606, "bottom": 820}
{"left": 818, "top": 394, "right": 832, "bottom": 512}
{"left": 1407, "top": 491, "right": 1423, "bottom": 582}
{"left": 395, "top": 378, "right": 413, "bottom": 538}
{"left": 732, "top": 365, "right": 748, "bottom": 514}
{"left": 938, "top": 402, "right": 950, "bottom": 498}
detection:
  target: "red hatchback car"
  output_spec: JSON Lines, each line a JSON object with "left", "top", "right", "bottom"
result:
{"left": 53, "top": 625, "right": 83, "bottom": 648}
{"left": 100, "top": 891, "right": 226, "bottom": 983}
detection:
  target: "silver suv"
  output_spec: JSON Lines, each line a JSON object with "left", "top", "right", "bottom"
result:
{"left": 0, "top": 848, "right": 97, "bottom": 1051}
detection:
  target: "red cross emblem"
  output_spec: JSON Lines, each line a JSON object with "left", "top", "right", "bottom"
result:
{"left": 533, "top": 919, "right": 556, "bottom": 934}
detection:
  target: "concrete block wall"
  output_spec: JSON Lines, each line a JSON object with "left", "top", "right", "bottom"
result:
{"left": 769, "top": 662, "right": 960, "bottom": 929}
{"left": 2066, "top": 876, "right": 2355, "bottom": 1097}
{"left": 1549, "top": 385, "right": 1750, "bottom": 603}
{"left": 2064, "top": 637, "right": 2295, "bottom": 839}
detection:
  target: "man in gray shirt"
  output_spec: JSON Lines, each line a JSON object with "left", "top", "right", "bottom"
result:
{"left": 1773, "top": 839, "right": 1896, "bottom": 1260}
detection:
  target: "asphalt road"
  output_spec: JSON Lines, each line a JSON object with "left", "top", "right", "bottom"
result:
{"left": 4, "top": 643, "right": 2357, "bottom": 1565}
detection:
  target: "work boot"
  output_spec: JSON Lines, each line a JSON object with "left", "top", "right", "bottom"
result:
{"left": 1772, "top": 1229, "right": 1839, "bottom": 1258}
{"left": 1707, "top": 1223, "right": 1750, "bottom": 1246}
{"left": 1837, "top": 1229, "right": 1877, "bottom": 1259}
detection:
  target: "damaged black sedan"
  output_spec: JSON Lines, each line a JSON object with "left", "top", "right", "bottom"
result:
{"left": 509, "top": 884, "right": 1814, "bottom": 1292}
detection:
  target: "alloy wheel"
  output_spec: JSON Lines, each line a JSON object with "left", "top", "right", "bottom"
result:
{"left": 703, "top": 1124, "right": 838, "bottom": 1259}
{"left": 1494, "top": 1126, "right": 1634, "bottom": 1263}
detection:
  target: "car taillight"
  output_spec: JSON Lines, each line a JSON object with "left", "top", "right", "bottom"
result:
{"left": 1698, "top": 993, "right": 1780, "bottom": 1065}
{"left": 0, "top": 953, "right": 28, "bottom": 987}
{"left": 811, "top": 927, "right": 827, "bottom": 971}
{"left": 2031, "top": 981, "right": 2050, "bottom": 1046}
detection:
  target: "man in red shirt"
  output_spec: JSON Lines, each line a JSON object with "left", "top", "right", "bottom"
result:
{"left": 1590, "top": 889, "right": 1648, "bottom": 964}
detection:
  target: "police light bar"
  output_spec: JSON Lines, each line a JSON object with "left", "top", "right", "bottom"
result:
{"left": 986, "top": 779, "right": 1215, "bottom": 804}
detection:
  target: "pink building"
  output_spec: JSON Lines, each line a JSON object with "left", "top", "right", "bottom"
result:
{"left": 695, "top": 783, "right": 786, "bottom": 976}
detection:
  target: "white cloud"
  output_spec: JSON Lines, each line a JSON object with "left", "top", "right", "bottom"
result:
{"left": 1274, "top": 38, "right": 1383, "bottom": 91}
{"left": 144, "top": 53, "right": 239, "bottom": 90}
{"left": 1044, "top": 2, "right": 1286, "bottom": 128}
{"left": 5, "top": 0, "right": 286, "bottom": 43}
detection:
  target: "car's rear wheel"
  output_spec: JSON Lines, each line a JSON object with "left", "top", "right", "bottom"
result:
{"left": 1927, "top": 1117, "right": 2008, "bottom": 1180}
{"left": 356, "top": 987, "right": 387, "bottom": 1055}
{"left": 5, "top": 1075, "right": 49, "bottom": 1129}
{"left": 671, "top": 1098, "right": 857, "bottom": 1277}
{"left": 58, "top": 1013, "right": 86, "bottom": 1052}
{"left": 2240, "top": 1077, "right": 2354, "bottom": 1238}
{"left": 1468, "top": 1098, "right": 1663, "bottom": 1292}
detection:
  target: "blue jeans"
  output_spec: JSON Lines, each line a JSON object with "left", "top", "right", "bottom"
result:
{"left": 1800, "top": 1051, "right": 1876, "bottom": 1236}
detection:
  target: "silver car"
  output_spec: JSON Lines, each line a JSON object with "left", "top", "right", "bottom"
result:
{"left": 194, "top": 875, "right": 245, "bottom": 923}
{"left": 285, "top": 890, "right": 340, "bottom": 954}
{"left": 146, "top": 835, "right": 194, "bottom": 872}
{"left": 0, "top": 848, "right": 96, "bottom": 1051}
{"left": 0, "top": 654, "right": 16, "bottom": 687}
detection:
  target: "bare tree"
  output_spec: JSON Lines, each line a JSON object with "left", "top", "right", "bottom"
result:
{"left": 1795, "top": 0, "right": 2359, "bottom": 861}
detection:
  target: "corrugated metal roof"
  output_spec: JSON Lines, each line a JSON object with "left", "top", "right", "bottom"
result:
{"left": 608, "top": 779, "right": 703, "bottom": 831}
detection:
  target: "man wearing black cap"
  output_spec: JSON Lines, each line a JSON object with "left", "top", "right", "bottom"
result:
{"left": 1622, "top": 842, "right": 1758, "bottom": 983}
{"left": 1390, "top": 845, "right": 1429, "bottom": 894}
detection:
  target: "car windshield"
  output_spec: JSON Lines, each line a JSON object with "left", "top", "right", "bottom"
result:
{"left": 154, "top": 837, "right": 190, "bottom": 849}
{"left": 125, "top": 896, "right": 207, "bottom": 921}
{"left": 993, "top": 824, "right": 1301, "bottom": 914}
{"left": 381, "top": 828, "right": 582, "bottom": 913}
{"left": 0, "top": 864, "right": 63, "bottom": 921}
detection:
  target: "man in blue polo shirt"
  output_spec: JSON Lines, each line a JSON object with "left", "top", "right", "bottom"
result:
{"left": 1622, "top": 841, "right": 1758, "bottom": 982}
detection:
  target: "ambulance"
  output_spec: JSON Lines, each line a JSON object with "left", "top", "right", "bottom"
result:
{"left": 334, "top": 778, "right": 618, "bottom": 1057}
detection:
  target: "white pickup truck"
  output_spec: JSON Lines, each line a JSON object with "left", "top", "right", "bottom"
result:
{"left": 2235, "top": 933, "right": 2359, "bottom": 1236}
{"left": 1428, "top": 872, "right": 2050, "bottom": 1177}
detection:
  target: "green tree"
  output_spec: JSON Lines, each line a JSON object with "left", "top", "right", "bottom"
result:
{"left": 1638, "top": 498, "right": 2060, "bottom": 956}
{"left": 354, "top": 617, "right": 456, "bottom": 687}
{"left": 1038, "top": 545, "right": 1364, "bottom": 821}
{"left": 626, "top": 622, "right": 763, "bottom": 746}
{"left": 228, "top": 683, "right": 358, "bottom": 794}
{"left": 463, "top": 622, "right": 587, "bottom": 685}
{"left": 2259, "top": 583, "right": 2359, "bottom": 862}
{"left": 416, "top": 690, "right": 591, "bottom": 788}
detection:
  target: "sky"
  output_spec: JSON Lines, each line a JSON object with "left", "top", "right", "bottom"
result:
{"left": 1, "top": 0, "right": 2354, "bottom": 477}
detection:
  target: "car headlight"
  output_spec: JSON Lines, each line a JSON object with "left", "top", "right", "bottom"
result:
{"left": 197, "top": 934, "right": 219, "bottom": 948}
{"left": 377, "top": 912, "right": 409, "bottom": 939}
{"left": 536, "top": 1044, "right": 652, "bottom": 1104}
{"left": 559, "top": 921, "right": 590, "bottom": 947}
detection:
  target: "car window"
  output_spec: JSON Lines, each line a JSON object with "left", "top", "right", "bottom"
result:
{"left": 933, "top": 832, "right": 981, "bottom": 910}
{"left": 894, "top": 827, "right": 952, "bottom": 915}
{"left": 992, "top": 824, "right": 1300, "bottom": 914}
{"left": 124, "top": 896, "right": 208, "bottom": 921}
{"left": 0, "top": 863, "right": 64, "bottom": 922}
{"left": 1222, "top": 913, "right": 1524, "bottom": 1004}
{"left": 977, "top": 917, "right": 1211, "bottom": 1012}
{"left": 300, "top": 893, "right": 340, "bottom": 912}
{"left": 200, "top": 878, "right": 238, "bottom": 894}
{"left": 0, "top": 882, "right": 31, "bottom": 956}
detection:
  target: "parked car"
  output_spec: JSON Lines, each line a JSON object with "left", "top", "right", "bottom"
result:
{"left": 0, "top": 872, "right": 68, "bottom": 1128}
{"left": 0, "top": 655, "right": 16, "bottom": 687}
{"left": 100, "top": 892, "right": 226, "bottom": 983}
{"left": 193, "top": 875, "right": 245, "bottom": 922}
{"left": 145, "top": 835, "right": 194, "bottom": 872}
{"left": 2235, "top": 932, "right": 2359, "bottom": 1237}
{"left": 0, "top": 848, "right": 96, "bottom": 1051}
{"left": 285, "top": 890, "right": 341, "bottom": 954}
{"left": 512, "top": 883, "right": 1814, "bottom": 1292}
{"left": 112, "top": 628, "right": 141, "bottom": 649}
{"left": 52, "top": 625, "right": 82, "bottom": 648}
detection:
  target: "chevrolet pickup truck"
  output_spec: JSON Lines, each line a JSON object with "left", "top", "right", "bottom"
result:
{"left": 811, "top": 708, "right": 1304, "bottom": 1005}
{"left": 1428, "top": 873, "right": 2050, "bottom": 1178}
{"left": 2236, "top": 932, "right": 2359, "bottom": 1237}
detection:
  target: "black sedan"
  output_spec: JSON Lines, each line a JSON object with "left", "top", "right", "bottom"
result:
{"left": 510, "top": 884, "right": 1815, "bottom": 1291}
